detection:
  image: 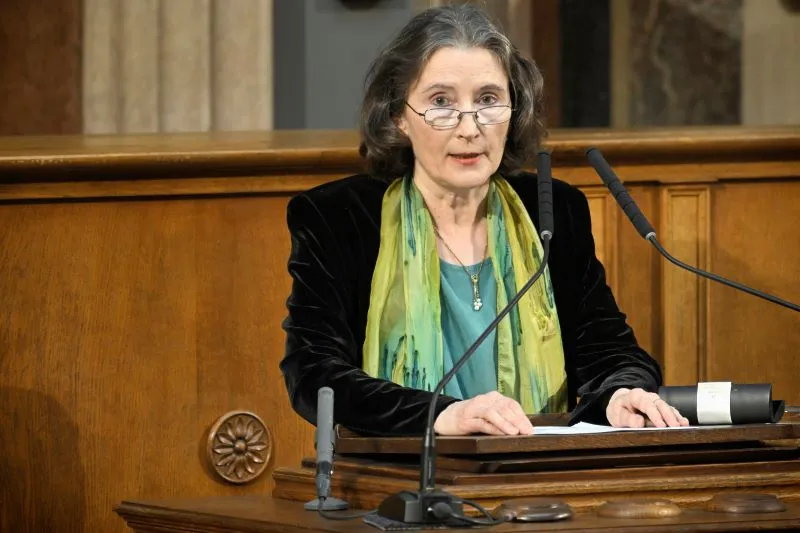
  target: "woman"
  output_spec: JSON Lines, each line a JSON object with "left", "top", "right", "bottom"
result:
{"left": 280, "top": 5, "right": 688, "bottom": 437}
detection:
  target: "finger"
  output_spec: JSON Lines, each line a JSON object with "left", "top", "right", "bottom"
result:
{"left": 626, "top": 390, "right": 667, "bottom": 427}
{"left": 606, "top": 401, "right": 625, "bottom": 426}
{"left": 483, "top": 407, "right": 522, "bottom": 435}
{"left": 621, "top": 410, "right": 646, "bottom": 428}
{"left": 636, "top": 397, "right": 667, "bottom": 428}
{"left": 627, "top": 388, "right": 653, "bottom": 408}
{"left": 654, "top": 398, "right": 682, "bottom": 427}
{"left": 498, "top": 399, "right": 533, "bottom": 433}
{"left": 462, "top": 417, "right": 506, "bottom": 436}
{"left": 672, "top": 406, "right": 690, "bottom": 426}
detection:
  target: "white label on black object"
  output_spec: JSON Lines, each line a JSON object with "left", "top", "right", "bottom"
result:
{"left": 696, "top": 382, "right": 732, "bottom": 424}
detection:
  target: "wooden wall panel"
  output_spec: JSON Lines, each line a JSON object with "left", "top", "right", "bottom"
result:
{"left": 0, "top": 197, "right": 314, "bottom": 533}
{"left": 660, "top": 186, "right": 711, "bottom": 386}
{"left": 612, "top": 185, "right": 661, "bottom": 364}
{"left": 706, "top": 180, "right": 800, "bottom": 404}
{"left": 0, "top": 0, "right": 81, "bottom": 134}
{"left": 584, "top": 187, "right": 621, "bottom": 294}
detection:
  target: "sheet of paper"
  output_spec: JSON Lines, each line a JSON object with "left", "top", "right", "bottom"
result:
{"left": 531, "top": 421, "right": 732, "bottom": 435}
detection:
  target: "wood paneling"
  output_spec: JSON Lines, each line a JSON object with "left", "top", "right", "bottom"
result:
{"left": 0, "top": 197, "right": 314, "bottom": 533}
{"left": 707, "top": 180, "right": 800, "bottom": 406}
{"left": 0, "top": 126, "right": 798, "bottom": 532}
{"left": 584, "top": 187, "right": 620, "bottom": 294}
{"left": 660, "top": 186, "right": 711, "bottom": 386}
{"left": 0, "top": 0, "right": 81, "bottom": 134}
{"left": 613, "top": 184, "right": 661, "bottom": 363}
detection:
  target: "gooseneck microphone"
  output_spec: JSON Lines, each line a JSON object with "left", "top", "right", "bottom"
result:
{"left": 537, "top": 150, "right": 555, "bottom": 239}
{"left": 376, "top": 152, "right": 556, "bottom": 525}
{"left": 586, "top": 147, "right": 800, "bottom": 313}
{"left": 304, "top": 387, "right": 349, "bottom": 512}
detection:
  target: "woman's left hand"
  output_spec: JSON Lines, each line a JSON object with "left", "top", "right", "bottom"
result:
{"left": 606, "top": 387, "right": 690, "bottom": 428}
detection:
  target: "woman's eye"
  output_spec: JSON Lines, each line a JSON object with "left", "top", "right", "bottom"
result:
{"left": 479, "top": 94, "right": 498, "bottom": 105}
{"left": 432, "top": 96, "right": 450, "bottom": 107}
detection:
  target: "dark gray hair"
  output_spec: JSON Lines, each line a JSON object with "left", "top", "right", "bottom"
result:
{"left": 358, "top": 4, "right": 547, "bottom": 179}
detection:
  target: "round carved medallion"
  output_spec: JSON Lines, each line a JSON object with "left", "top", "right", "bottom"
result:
{"left": 206, "top": 411, "right": 272, "bottom": 484}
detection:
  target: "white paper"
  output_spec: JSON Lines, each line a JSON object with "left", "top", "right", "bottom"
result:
{"left": 530, "top": 421, "right": 729, "bottom": 435}
{"left": 697, "top": 381, "right": 733, "bottom": 424}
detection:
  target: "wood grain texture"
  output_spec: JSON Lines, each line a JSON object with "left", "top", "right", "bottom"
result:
{"left": 0, "top": 126, "right": 799, "bottom": 183}
{"left": 584, "top": 187, "right": 621, "bottom": 295}
{"left": 706, "top": 180, "right": 800, "bottom": 407}
{"left": 661, "top": 186, "right": 711, "bottom": 386}
{"left": 0, "top": 0, "right": 81, "bottom": 134}
{"left": 0, "top": 197, "right": 314, "bottom": 533}
{"left": 331, "top": 423, "right": 800, "bottom": 456}
{"left": 272, "top": 460, "right": 800, "bottom": 515}
{"left": 114, "top": 495, "right": 800, "bottom": 532}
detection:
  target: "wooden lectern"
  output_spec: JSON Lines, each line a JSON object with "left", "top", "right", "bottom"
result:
{"left": 115, "top": 419, "right": 800, "bottom": 531}
{"left": 272, "top": 417, "right": 800, "bottom": 513}
{"left": 115, "top": 417, "right": 800, "bottom": 533}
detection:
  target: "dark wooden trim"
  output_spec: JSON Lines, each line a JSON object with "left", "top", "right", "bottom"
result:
{"left": 530, "top": 0, "right": 561, "bottom": 128}
{"left": 0, "top": 0, "right": 82, "bottom": 135}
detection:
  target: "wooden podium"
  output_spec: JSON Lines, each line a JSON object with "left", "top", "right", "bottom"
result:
{"left": 272, "top": 418, "right": 800, "bottom": 514}
{"left": 115, "top": 419, "right": 800, "bottom": 531}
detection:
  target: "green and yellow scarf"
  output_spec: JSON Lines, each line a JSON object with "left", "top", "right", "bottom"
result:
{"left": 362, "top": 175, "right": 567, "bottom": 414}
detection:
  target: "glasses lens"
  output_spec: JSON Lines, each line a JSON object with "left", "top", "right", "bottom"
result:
{"left": 476, "top": 105, "right": 511, "bottom": 124}
{"left": 425, "top": 108, "right": 460, "bottom": 128}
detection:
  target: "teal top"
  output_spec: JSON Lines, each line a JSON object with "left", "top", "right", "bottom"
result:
{"left": 440, "top": 258, "right": 498, "bottom": 400}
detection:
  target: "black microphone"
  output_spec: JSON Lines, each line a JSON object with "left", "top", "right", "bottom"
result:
{"left": 537, "top": 151, "right": 555, "bottom": 240}
{"left": 304, "top": 387, "right": 349, "bottom": 512}
{"left": 586, "top": 147, "right": 800, "bottom": 313}
{"left": 376, "top": 151, "right": 556, "bottom": 524}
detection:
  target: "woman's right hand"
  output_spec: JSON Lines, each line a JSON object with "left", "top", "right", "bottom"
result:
{"left": 433, "top": 391, "right": 534, "bottom": 435}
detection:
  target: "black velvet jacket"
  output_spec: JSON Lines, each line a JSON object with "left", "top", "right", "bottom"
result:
{"left": 280, "top": 172, "right": 662, "bottom": 436}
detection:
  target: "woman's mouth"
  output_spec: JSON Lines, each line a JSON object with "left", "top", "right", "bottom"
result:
{"left": 450, "top": 152, "right": 483, "bottom": 165}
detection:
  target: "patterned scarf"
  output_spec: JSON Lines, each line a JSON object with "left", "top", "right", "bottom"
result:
{"left": 362, "top": 175, "right": 567, "bottom": 414}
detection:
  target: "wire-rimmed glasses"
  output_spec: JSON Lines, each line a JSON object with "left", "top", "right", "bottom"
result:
{"left": 405, "top": 102, "right": 512, "bottom": 129}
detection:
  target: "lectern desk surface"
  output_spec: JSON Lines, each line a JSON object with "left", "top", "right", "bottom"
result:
{"left": 114, "top": 495, "right": 800, "bottom": 532}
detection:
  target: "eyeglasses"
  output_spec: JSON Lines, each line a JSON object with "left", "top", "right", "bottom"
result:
{"left": 405, "top": 102, "right": 512, "bottom": 130}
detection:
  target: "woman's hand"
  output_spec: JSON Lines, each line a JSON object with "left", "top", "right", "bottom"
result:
{"left": 606, "top": 387, "right": 690, "bottom": 428}
{"left": 433, "top": 391, "right": 533, "bottom": 436}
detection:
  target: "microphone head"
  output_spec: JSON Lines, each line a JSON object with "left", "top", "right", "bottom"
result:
{"left": 536, "top": 151, "right": 555, "bottom": 239}
{"left": 585, "top": 147, "right": 610, "bottom": 176}
{"left": 585, "top": 147, "right": 656, "bottom": 240}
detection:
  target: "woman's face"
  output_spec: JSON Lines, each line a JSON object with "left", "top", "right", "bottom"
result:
{"left": 397, "top": 46, "right": 511, "bottom": 193}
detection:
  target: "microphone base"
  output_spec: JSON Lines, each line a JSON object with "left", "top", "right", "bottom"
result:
{"left": 304, "top": 497, "right": 349, "bottom": 511}
{"left": 377, "top": 489, "right": 463, "bottom": 524}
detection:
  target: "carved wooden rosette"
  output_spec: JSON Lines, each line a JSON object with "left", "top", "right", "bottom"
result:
{"left": 206, "top": 411, "right": 271, "bottom": 484}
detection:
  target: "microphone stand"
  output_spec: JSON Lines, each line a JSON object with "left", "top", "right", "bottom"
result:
{"left": 647, "top": 236, "right": 800, "bottom": 312}
{"left": 585, "top": 147, "right": 799, "bottom": 313}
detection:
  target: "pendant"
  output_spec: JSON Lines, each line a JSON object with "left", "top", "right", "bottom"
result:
{"left": 471, "top": 275, "right": 483, "bottom": 311}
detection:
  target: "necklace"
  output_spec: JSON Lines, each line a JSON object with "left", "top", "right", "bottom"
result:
{"left": 432, "top": 225, "right": 487, "bottom": 311}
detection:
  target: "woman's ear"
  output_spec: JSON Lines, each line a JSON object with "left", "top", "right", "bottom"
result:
{"left": 394, "top": 114, "right": 409, "bottom": 137}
